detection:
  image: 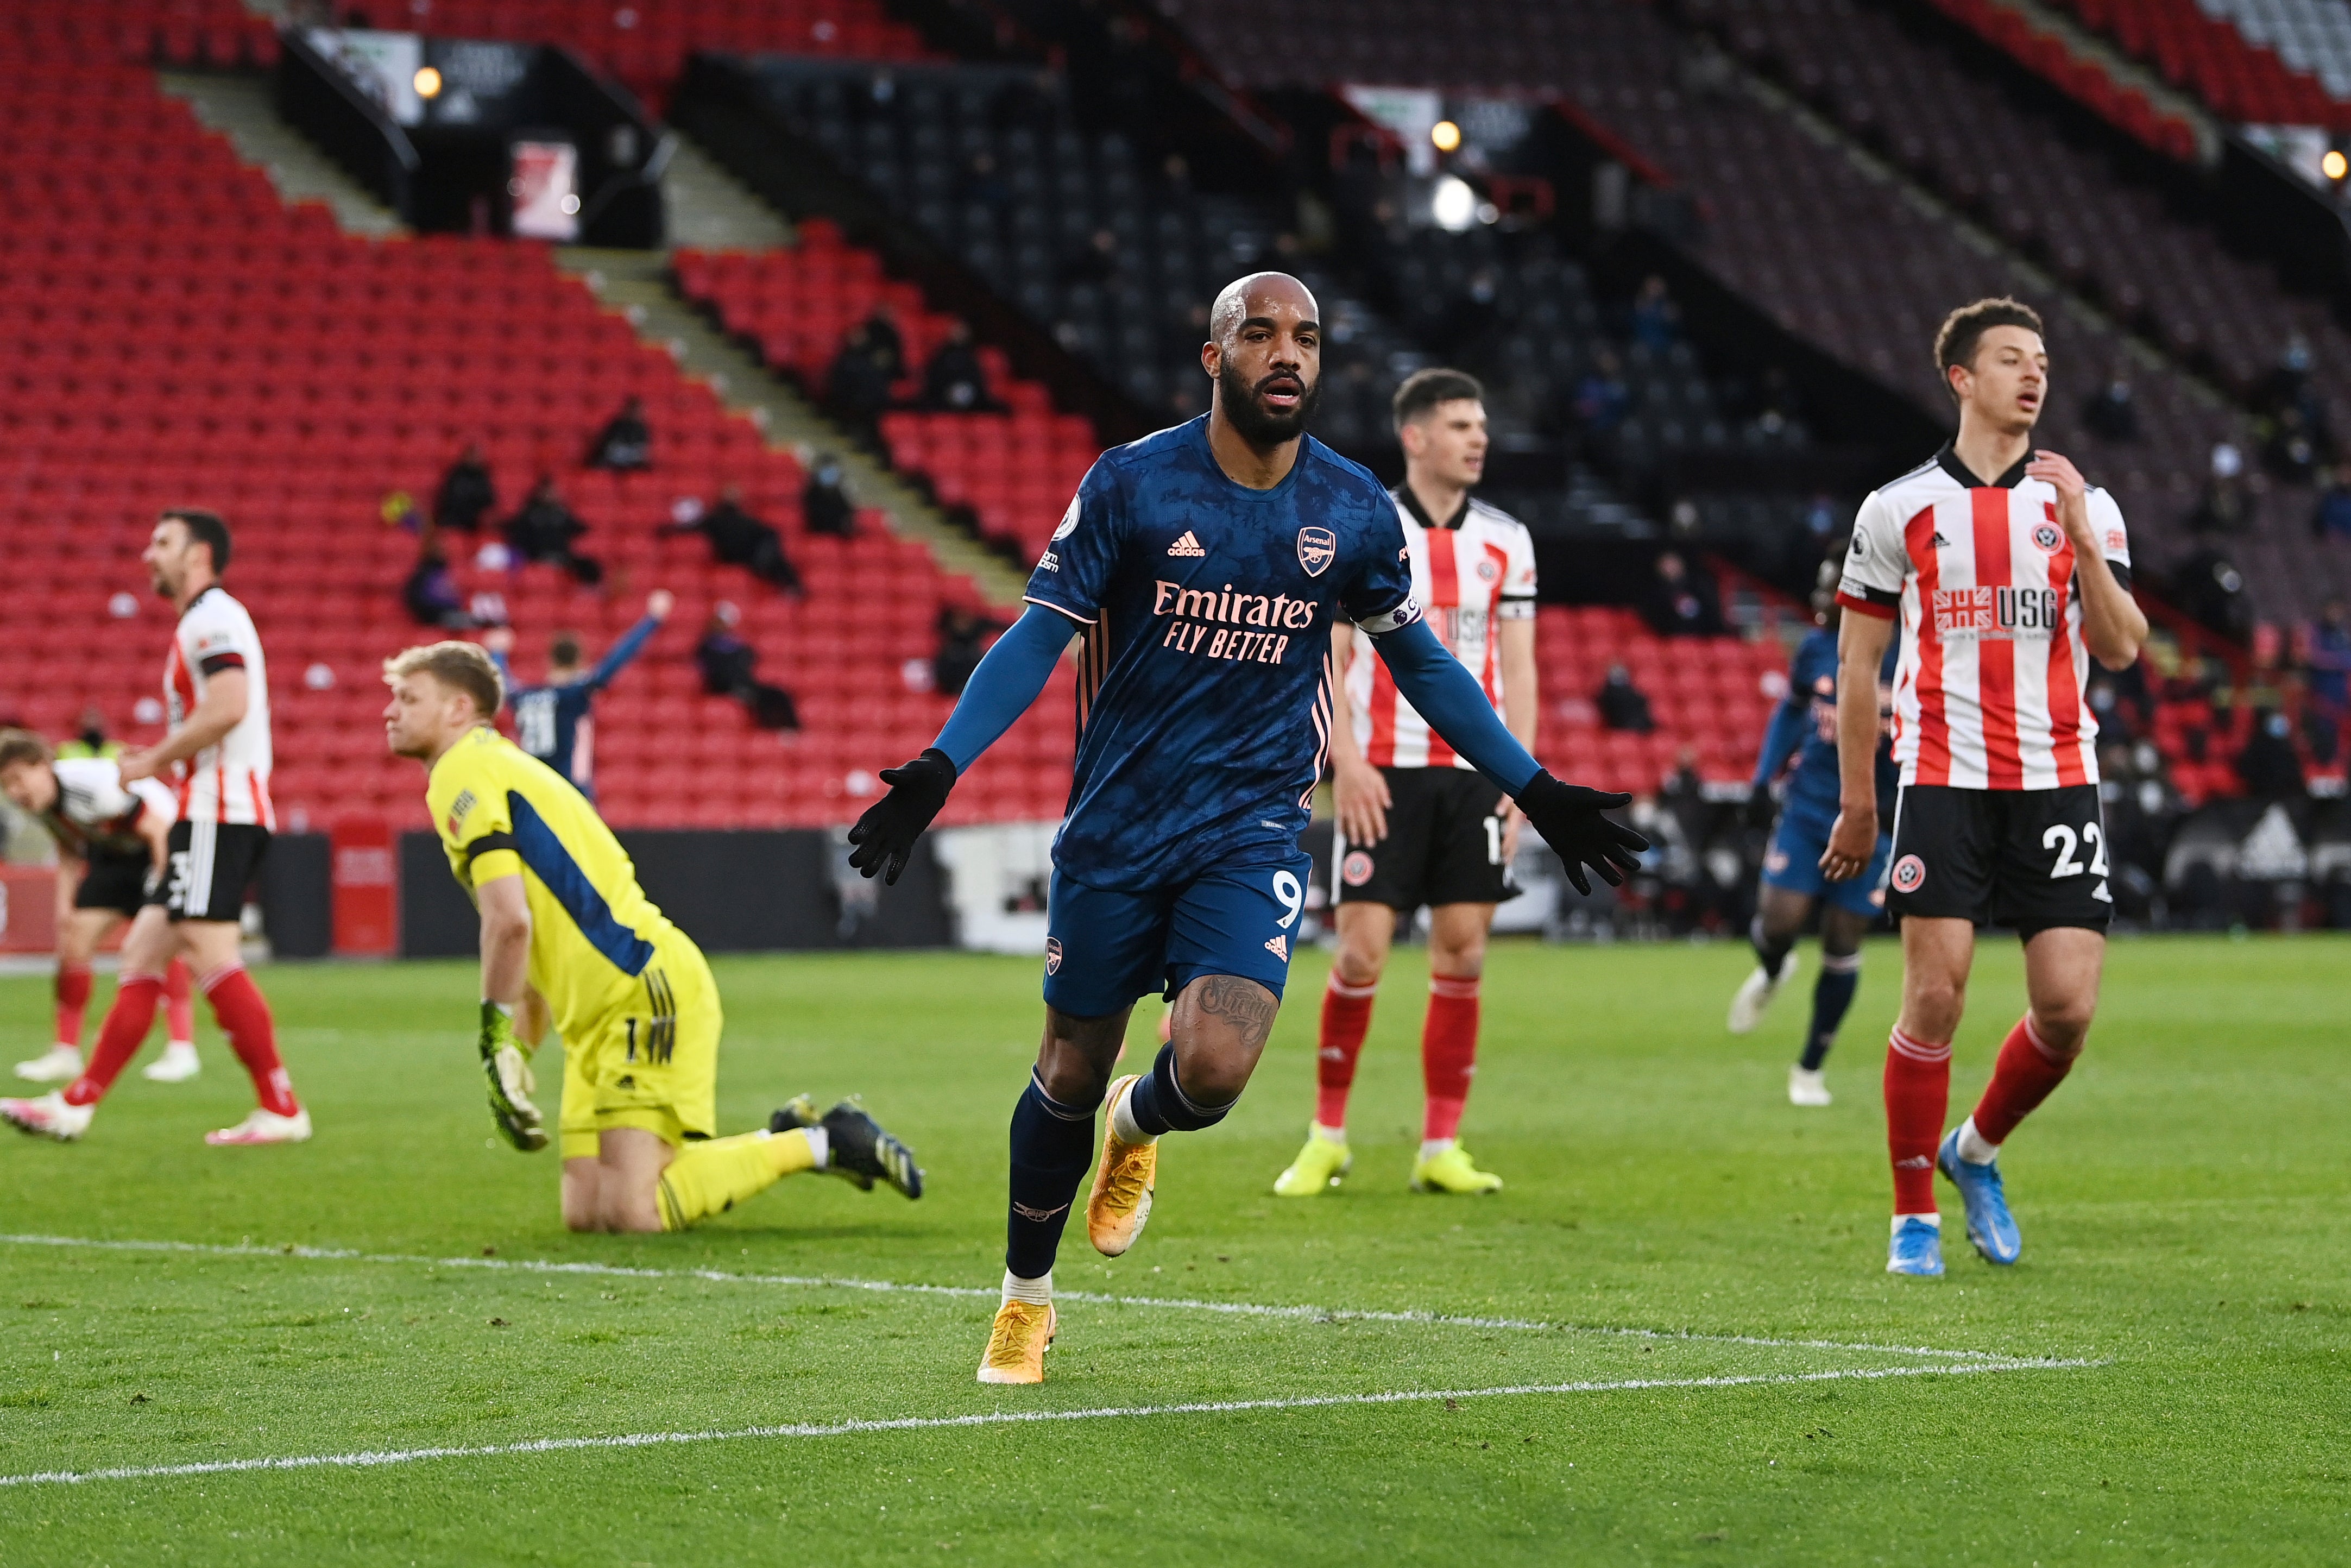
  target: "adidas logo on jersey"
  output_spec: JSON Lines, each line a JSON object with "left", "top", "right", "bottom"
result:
{"left": 1167, "top": 531, "right": 1206, "bottom": 557}
{"left": 1263, "top": 935, "right": 1289, "bottom": 960}
{"left": 1929, "top": 531, "right": 1951, "bottom": 549}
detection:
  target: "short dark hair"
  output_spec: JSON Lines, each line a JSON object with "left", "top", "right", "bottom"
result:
{"left": 0, "top": 727, "right": 54, "bottom": 773}
{"left": 1392, "top": 368, "right": 1485, "bottom": 433}
{"left": 1933, "top": 298, "right": 2044, "bottom": 404}
{"left": 550, "top": 633, "right": 583, "bottom": 668}
{"left": 162, "top": 508, "right": 232, "bottom": 573}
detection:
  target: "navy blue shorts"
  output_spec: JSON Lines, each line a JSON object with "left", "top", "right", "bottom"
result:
{"left": 1041, "top": 853, "right": 1314, "bottom": 1018}
{"left": 1762, "top": 799, "right": 1890, "bottom": 920}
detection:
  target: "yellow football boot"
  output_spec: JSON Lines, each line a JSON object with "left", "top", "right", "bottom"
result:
{"left": 976, "top": 1300, "right": 1057, "bottom": 1385}
{"left": 1087, "top": 1074, "right": 1157, "bottom": 1256}
{"left": 1273, "top": 1128, "right": 1352, "bottom": 1196}
{"left": 1410, "top": 1142, "right": 1503, "bottom": 1194}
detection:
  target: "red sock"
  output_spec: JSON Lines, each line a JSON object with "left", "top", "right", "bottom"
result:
{"left": 1970, "top": 1013, "right": 2076, "bottom": 1148}
{"left": 64, "top": 973, "right": 164, "bottom": 1107}
{"left": 1421, "top": 973, "right": 1480, "bottom": 1143}
{"left": 54, "top": 962, "right": 93, "bottom": 1048}
{"left": 200, "top": 964, "right": 299, "bottom": 1117}
{"left": 1883, "top": 1027, "right": 1951, "bottom": 1214}
{"left": 163, "top": 959, "right": 196, "bottom": 1044}
{"left": 1314, "top": 974, "right": 1378, "bottom": 1129}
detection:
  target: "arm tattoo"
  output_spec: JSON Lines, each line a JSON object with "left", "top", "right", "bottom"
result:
{"left": 1193, "top": 975, "right": 1278, "bottom": 1053}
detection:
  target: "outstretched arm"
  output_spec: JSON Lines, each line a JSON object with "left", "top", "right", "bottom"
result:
{"left": 584, "top": 616, "right": 658, "bottom": 692}
{"left": 1371, "top": 618, "right": 1646, "bottom": 892}
{"left": 847, "top": 604, "right": 1077, "bottom": 883}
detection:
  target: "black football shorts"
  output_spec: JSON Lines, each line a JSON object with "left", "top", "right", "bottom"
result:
{"left": 1885, "top": 783, "right": 2111, "bottom": 936}
{"left": 1333, "top": 766, "right": 1514, "bottom": 911}
{"left": 148, "top": 820, "right": 270, "bottom": 923}
{"left": 73, "top": 850, "right": 155, "bottom": 918}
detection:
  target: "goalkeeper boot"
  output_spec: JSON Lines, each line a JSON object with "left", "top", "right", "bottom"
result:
{"left": 821, "top": 1098, "right": 923, "bottom": 1199}
{"left": 205, "top": 1105, "right": 312, "bottom": 1146}
{"left": 774, "top": 1093, "right": 874, "bottom": 1189}
{"left": 976, "top": 1300, "right": 1056, "bottom": 1385}
{"left": 1087, "top": 1074, "right": 1156, "bottom": 1257}
{"left": 1726, "top": 952, "right": 1798, "bottom": 1035}
{"left": 14, "top": 1046, "right": 83, "bottom": 1083}
{"left": 1410, "top": 1141, "right": 1503, "bottom": 1194}
{"left": 1937, "top": 1129, "right": 2022, "bottom": 1265}
{"left": 1886, "top": 1214, "right": 1944, "bottom": 1277}
{"left": 2, "top": 1091, "right": 94, "bottom": 1142}
{"left": 1272, "top": 1126, "right": 1351, "bottom": 1196}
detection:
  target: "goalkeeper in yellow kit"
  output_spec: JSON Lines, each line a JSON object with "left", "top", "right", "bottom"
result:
{"left": 383, "top": 640, "right": 921, "bottom": 1231}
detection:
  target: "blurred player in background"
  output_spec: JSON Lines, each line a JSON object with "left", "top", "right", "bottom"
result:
{"left": 1275, "top": 369, "right": 1536, "bottom": 1199}
{"left": 0, "top": 731, "right": 199, "bottom": 1085}
{"left": 844, "top": 273, "right": 1645, "bottom": 1384}
{"left": 383, "top": 640, "right": 922, "bottom": 1231}
{"left": 3, "top": 511, "right": 309, "bottom": 1145}
{"left": 1725, "top": 551, "right": 1897, "bottom": 1106}
{"left": 1825, "top": 299, "right": 2145, "bottom": 1277}
{"left": 484, "top": 589, "right": 671, "bottom": 801}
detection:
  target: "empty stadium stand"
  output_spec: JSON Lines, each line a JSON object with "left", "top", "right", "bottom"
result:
{"left": 2061, "top": 0, "right": 2351, "bottom": 128}
{"left": 0, "top": 34, "right": 1073, "bottom": 835}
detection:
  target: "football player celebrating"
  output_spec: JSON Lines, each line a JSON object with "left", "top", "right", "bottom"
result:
{"left": 383, "top": 640, "right": 922, "bottom": 1231}
{"left": 1825, "top": 298, "right": 2146, "bottom": 1277}
{"left": 847, "top": 273, "right": 1647, "bottom": 1384}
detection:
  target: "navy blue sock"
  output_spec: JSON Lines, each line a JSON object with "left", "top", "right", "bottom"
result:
{"left": 1124, "top": 1042, "right": 1234, "bottom": 1137}
{"left": 1749, "top": 916, "right": 1793, "bottom": 981}
{"left": 1799, "top": 951, "right": 1862, "bottom": 1070}
{"left": 1005, "top": 1072, "right": 1099, "bottom": 1279}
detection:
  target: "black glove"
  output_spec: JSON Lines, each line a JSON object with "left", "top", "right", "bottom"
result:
{"left": 846, "top": 747, "right": 957, "bottom": 885}
{"left": 1742, "top": 784, "right": 1779, "bottom": 834}
{"left": 1514, "top": 770, "right": 1650, "bottom": 896}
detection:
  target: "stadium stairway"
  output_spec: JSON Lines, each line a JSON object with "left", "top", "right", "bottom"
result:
{"left": 1915, "top": 0, "right": 2218, "bottom": 160}
{"left": 159, "top": 70, "right": 404, "bottom": 239}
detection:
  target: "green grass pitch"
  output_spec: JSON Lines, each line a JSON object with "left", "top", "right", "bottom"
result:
{"left": 1, "top": 935, "right": 2346, "bottom": 1565}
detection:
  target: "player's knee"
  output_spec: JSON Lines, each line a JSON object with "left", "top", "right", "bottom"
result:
{"left": 1332, "top": 938, "right": 1385, "bottom": 987}
{"left": 601, "top": 1188, "right": 664, "bottom": 1234}
{"left": 1904, "top": 974, "right": 1965, "bottom": 1031}
{"left": 2029, "top": 1002, "right": 2094, "bottom": 1057}
{"left": 1428, "top": 935, "right": 1488, "bottom": 979}
{"left": 1035, "top": 1055, "right": 1110, "bottom": 1109}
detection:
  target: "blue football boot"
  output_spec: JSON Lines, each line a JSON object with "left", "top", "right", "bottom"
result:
{"left": 1886, "top": 1214, "right": 1944, "bottom": 1277}
{"left": 1937, "top": 1129, "right": 2021, "bottom": 1264}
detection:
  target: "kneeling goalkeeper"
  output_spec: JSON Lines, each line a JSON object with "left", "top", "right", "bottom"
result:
{"left": 384, "top": 641, "right": 920, "bottom": 1230}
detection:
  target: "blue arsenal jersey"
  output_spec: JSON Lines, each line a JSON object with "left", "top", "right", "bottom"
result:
{"left": 1023, "top": 417, "right": 1419, "bottom": 889}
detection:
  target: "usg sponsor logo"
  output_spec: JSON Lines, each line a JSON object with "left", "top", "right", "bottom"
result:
{"left": 1296, "top": 526, "right": 1337, "bottom": 576}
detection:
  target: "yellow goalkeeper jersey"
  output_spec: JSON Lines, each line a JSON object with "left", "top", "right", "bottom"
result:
{"left": 426, "top": 725, "right": 694, "bottom": 1042}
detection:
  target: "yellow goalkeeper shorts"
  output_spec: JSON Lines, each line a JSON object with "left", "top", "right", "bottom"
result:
{"left": 557, "top": 934, "right": 722, "bottom": 1161}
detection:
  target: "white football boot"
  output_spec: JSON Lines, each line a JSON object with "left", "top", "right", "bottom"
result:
{"left": 14, "top": 1046, "right": 84, "bottom": 1083}
{"left": 1787, "top": 1065, "right": 1832, "bottom": 1107}
{"left": 205, "top": 1106, "right": 313, "bottom": 1146}
{"left": 142, "top": 1042, "right": 202, "bottom": 1083}
{"left": 1726, "top": 952, "right": 1799, "bottom": 1035}
{"left": 3, "top": 1091, "right": 95, "bottom": 1141}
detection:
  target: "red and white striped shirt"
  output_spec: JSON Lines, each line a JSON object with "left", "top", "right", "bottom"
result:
{"left": 165, "top": 585, "right": 275, "bottom": 827}
{"left": 1344, "top": 490, "right": 1536, "bottom": 769}
{"left": 1836, "top": 446, "right": 2133, "bottom": 791}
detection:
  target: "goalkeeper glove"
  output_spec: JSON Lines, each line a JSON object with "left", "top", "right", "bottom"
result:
{"left": 478, "top": 1000, "right": 547, "bottom": 1153}
{"left": 1513, "top": 771, "right": 1651, "bottom": 896}
{"left": 846, "top": 747, "right": 957, "bottom": 885}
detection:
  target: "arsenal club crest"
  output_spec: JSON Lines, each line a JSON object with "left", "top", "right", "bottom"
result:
{"left": 1043, "top": 937, "right": 1063, "bottom": 975}
{"left": 1296, "top": 526, "right": 1337, "bottom": 577}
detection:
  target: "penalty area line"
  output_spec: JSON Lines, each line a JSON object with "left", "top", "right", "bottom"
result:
{"left": 0, "top": 1233, "right": 2045, "bottom": 1365}
{"left": 0, "top": 1358, "right": 2098, "bottom": 1490}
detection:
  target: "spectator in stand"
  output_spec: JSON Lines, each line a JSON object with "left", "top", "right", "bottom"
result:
{"left": 802, "top": 455, "right": 857, "bottom": 538}
{"left": 694, "top": 602, "right": 799, "bottom": 731}
{"left": 1058, "top": 228, "right": 1121, "bottom": 287}
{"left": 1572, "top": 349, "right": 1630, "bottom": 436}
{"left": 923, "top": 320, "right": 994, "bottom": 412}
{"left": 57, "top": 706, "right": 121, "bottom": 761}
{"left": 2083, "top": 369, "right": 2139, "bottom": 443}
{"left": 434, "top": 442, "right": 497, "bottom": 531}
{"left": 2170, "top": 545, "right": 2251, "bottom": 641}
{"left": 1629, "top": 274, "right": 1680, "bottom": 352}
{"left": 504, "top": 475, "right": 604, "bottom": 585}
{"left": 664, "top": 486, "right": 803, "bottom": 595}
{"left": 587, "top": 394, "right": 652, "bottom": 471}
{"left": 1642, "top": 549, "right": 1723, "bottom": 637}
{"left": 2188, "top": 442, "right": 2248, "bottom": 536}
{"left": 861, "top": 304, "right": 905, "bottom": 383}
{"left": 2311, "top": 469, "right": 2351, "bottom": 541}
{"left": 402, "top": 533, "right": 474, "bottom": 628}
{"left": 2265, "top": 405, "right": 2320, "bottom": 484}
{"left": 2305, "top": 597, "right": 2351, "bottom": 718}
{"left": 1597, "top": 663, "right": 1655, "bottom": 734}
{"left": 2236, "top": 709, "right": 2305, "bottom": 801}
{"left": 931, "top": 603, "right": 1005, "bottom": 698}
{"left": 825, "top": 323, "right": 895, "bottom": 439}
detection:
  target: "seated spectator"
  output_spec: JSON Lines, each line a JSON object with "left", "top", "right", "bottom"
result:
{"left": 2236, "top": 709, "right": 2305, "bottom": 800}
{"left": 802, "top": 455, "right": 857, "bottom": 538}
{"left": 932, "top": 604, "right": 1005, "bottom": 698}
{"left": 695, "top": 602, "right": 799, "bottom": 731}
{"left": 2169, "top": 546, "right": 2251, "bottom": 640}
{"left": 402, "top": 534, "right": 472, "bottom": 628}
{"left": 2082, "top": 371, "right": 2139, "bottom": 443}
{"left": 2187, "top": 443, "right": 2247, "bottom": 536}
{"left": 665, "top": 485, "right": 803, "bottom": 595}
{"left": 503, "top": 475, "right": 604, "bottom": 585}
{"left": 824, "top": 324, "right": 894, "bottom": 437}
{"left": 1629, "top": 274, "right": 1680, "bottom": 352}
{"left": 861, "top": 305, "right": 906, "bottom": 382}
{"left": 1597, "top": 664, "right": 1655, "bottom": 733}
{"left": 1642, "top": 550, "right": 1723, "bottom": 637}
{"left": 2311, "top": 470, "right": 2351, "bottom": 540}
{"left": 587, "top": 395, "right": 652, "bottom": 471}
{"left": 434, "top": 442, "right": 496, "bottom": 531}
{"left": 1572, "top": 350, "right": 1629, "bottom": 434}
{"left": 923, "top": 320, "right": 993, "bottom": 412}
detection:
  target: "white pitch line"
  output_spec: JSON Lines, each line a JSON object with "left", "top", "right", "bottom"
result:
{"left": 0, "top": 1357, "right": 2096, "bottom": 1490}
{"left": 0, "top": 1232, "right": 2045, "bottom": 1364}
